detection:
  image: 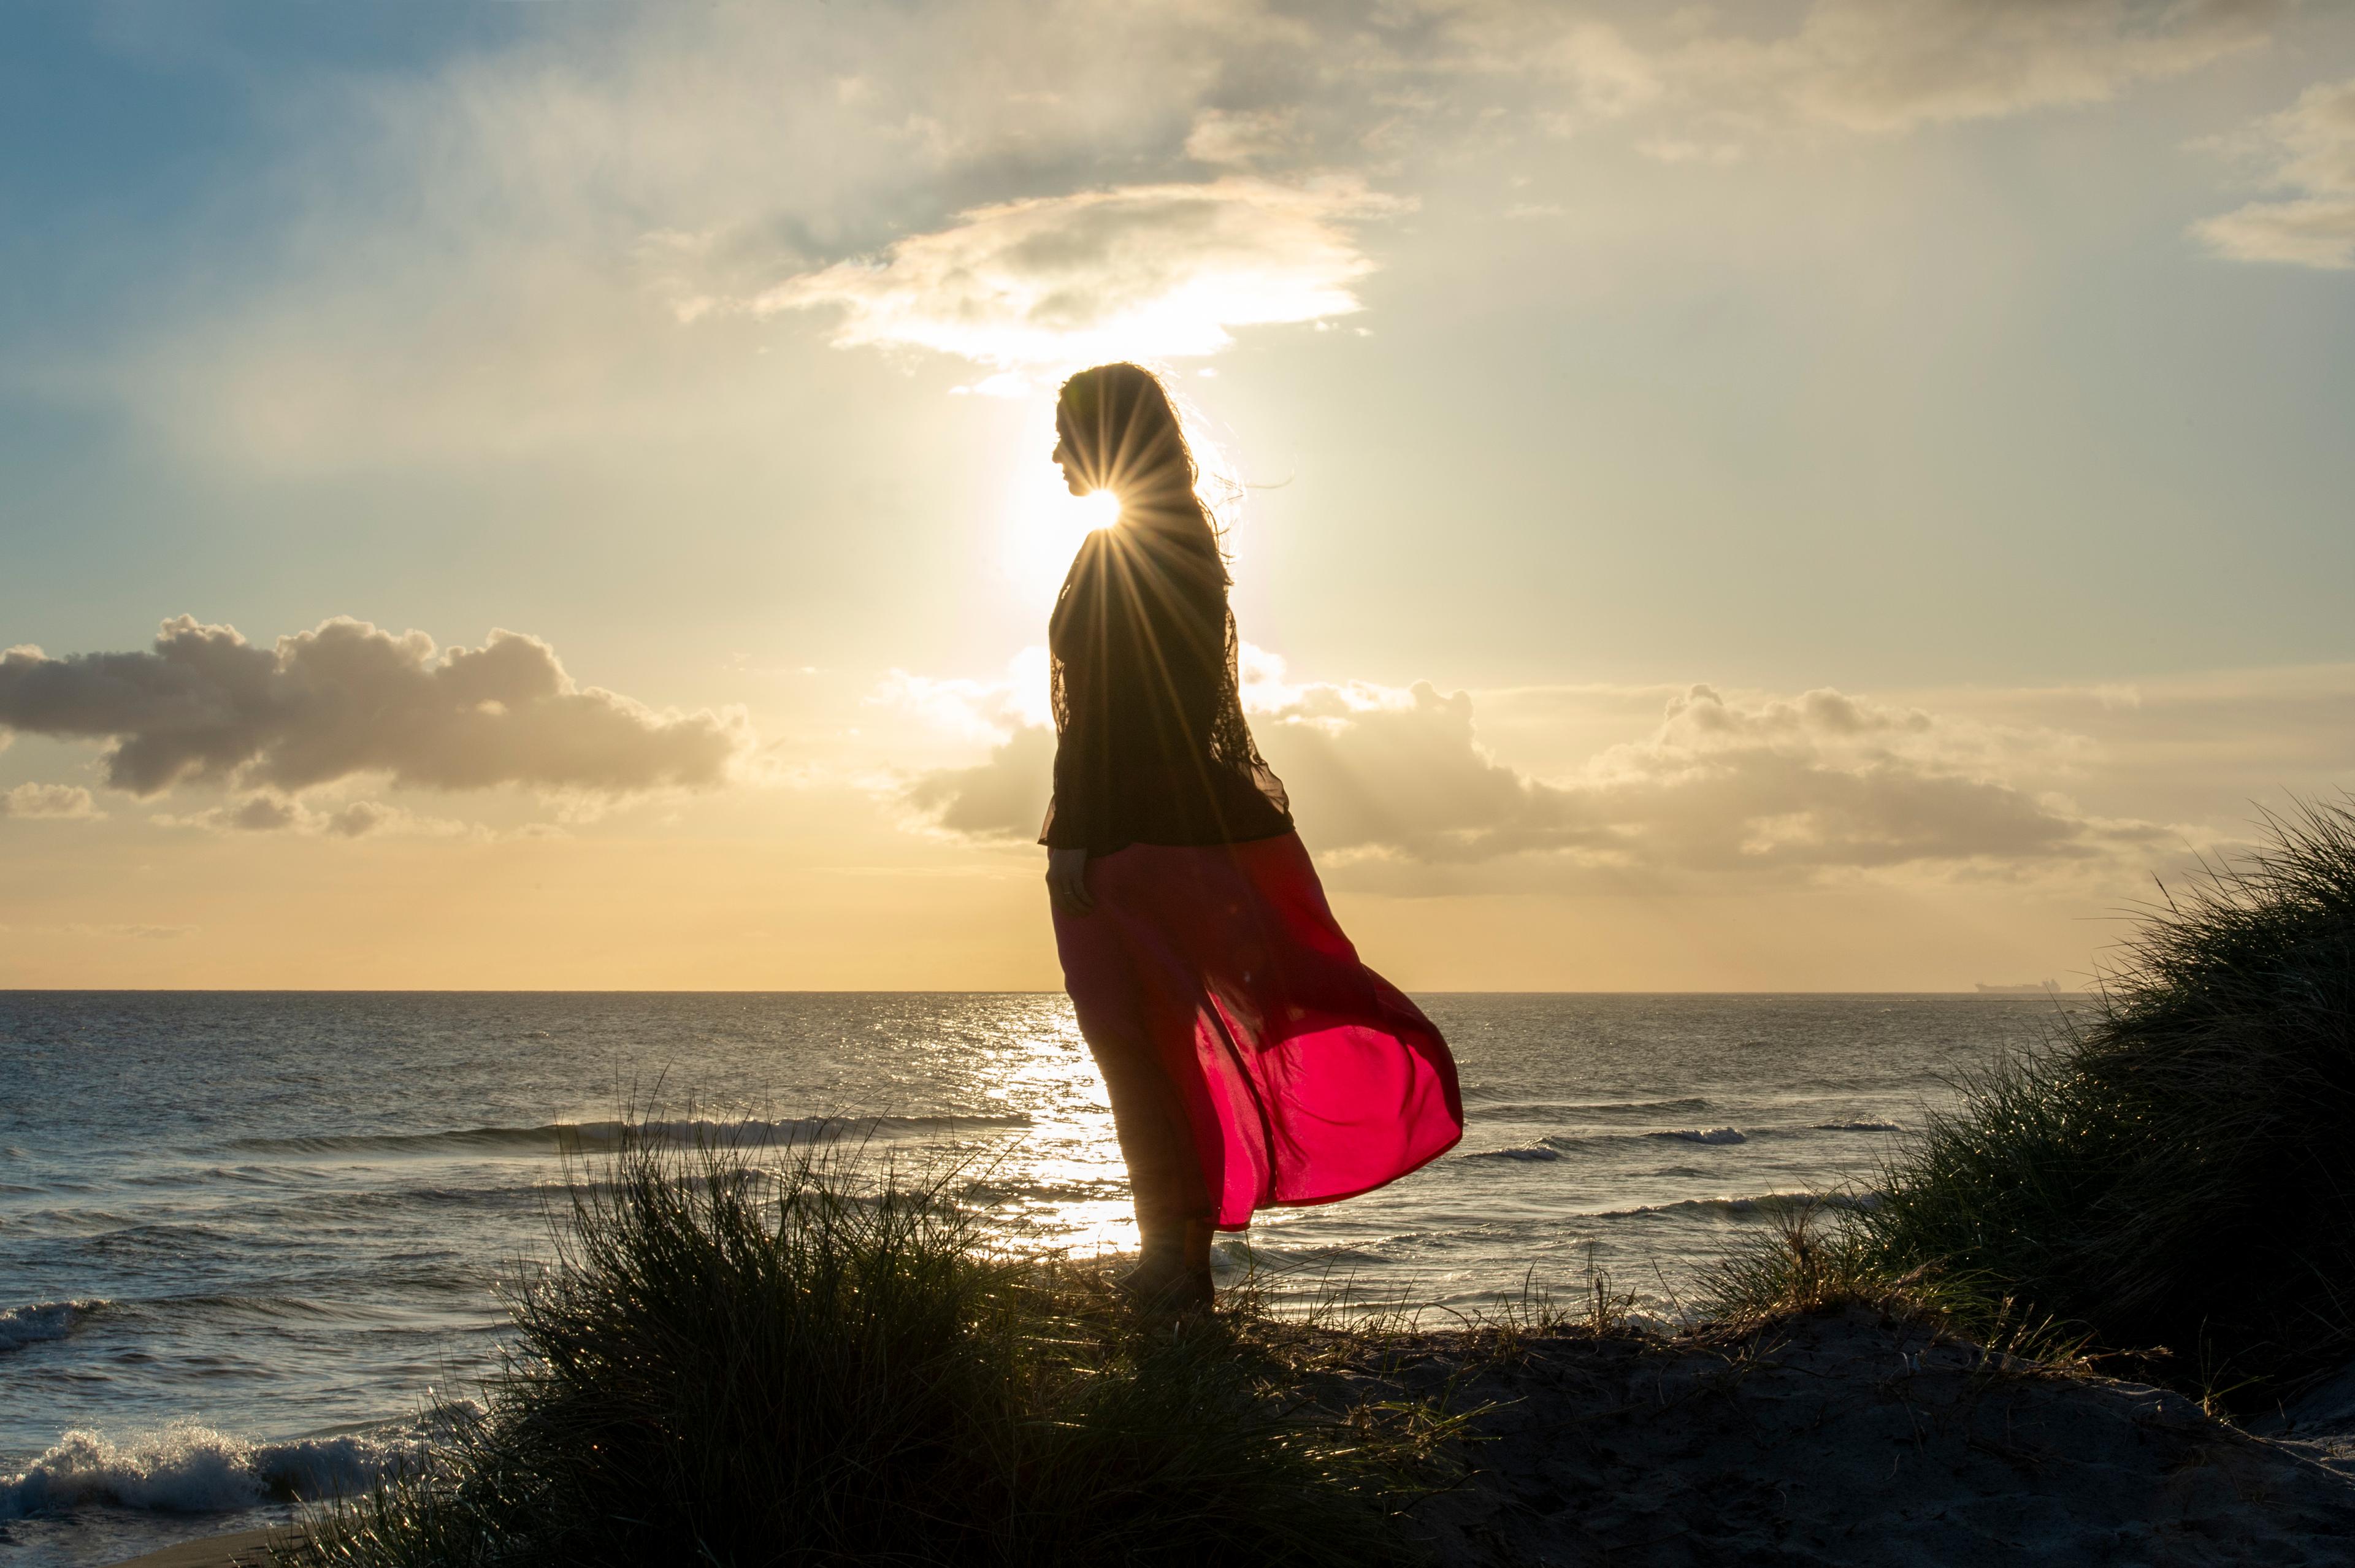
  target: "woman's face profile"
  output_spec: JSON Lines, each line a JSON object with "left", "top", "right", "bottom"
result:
{"left": 1051, "top": 426, "right": 1093, "bottom": 498}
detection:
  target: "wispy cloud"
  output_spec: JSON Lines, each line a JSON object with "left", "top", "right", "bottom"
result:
{"left": 1422, "top": 0, "right": 2280, "bottom": 146}
{"left": 2196, "top": 75, "right": 2355, "bottom": 269}
{"left": 36, "top": 1, "right": 2294, "bottom": 466}
{"left": 757, "top": 178, "right": 1404, "bottom": 369}
{"left": 1685, "top": 0, "right": 2281, "bottom": 136}
{"left": 0, "top": 617, "right": 750, "bottom": 800}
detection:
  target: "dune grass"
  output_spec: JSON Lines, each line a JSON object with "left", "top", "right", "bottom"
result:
{"left": 1709, "top": 798, "right": 2355, "bottom": 1409}
{"left": 289, "top": 1131, "right": 1450, "bottom": 1568}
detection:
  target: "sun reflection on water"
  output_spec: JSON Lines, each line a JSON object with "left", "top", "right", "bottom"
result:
{"left": 935, "top": 1007, "right": 1144, "bottom": 1258}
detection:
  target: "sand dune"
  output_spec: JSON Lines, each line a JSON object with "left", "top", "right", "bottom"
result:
{"left": 1341, "top": 1305, "right": 2355, "bottom": 1567}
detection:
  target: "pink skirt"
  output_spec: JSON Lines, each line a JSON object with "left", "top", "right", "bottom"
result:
{"left": 1052, "top": 832, "right": 1464, "bottom": 1230}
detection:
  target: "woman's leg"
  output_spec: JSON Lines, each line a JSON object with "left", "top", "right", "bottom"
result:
{"left": 1082, "top": 1020, "right": 1214, "bottom": 1301}
{"left": 1054, "top": 867, "right": 1217, "bottom": 1309}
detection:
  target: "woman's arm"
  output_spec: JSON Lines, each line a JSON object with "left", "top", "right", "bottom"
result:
{"left": 1044, "top": 845, "right": 1092, "bottom": 914}
{"left": 1040, "top": 530, "right": 1112, "bottom": 863}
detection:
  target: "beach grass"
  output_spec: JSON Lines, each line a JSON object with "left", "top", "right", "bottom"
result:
{"left": 1710, "top": 797, "right": 2355, "bottom": 1409}
{"left": 286, "top": 1131, "right": 1448, "bottom": 1568}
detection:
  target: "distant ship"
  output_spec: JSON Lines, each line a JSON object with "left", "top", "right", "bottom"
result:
{"left": 1974, "top": 981, "right": 2062, "bottom": 996}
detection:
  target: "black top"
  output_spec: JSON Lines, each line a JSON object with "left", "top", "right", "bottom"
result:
{"left": 1038, "top": 519, "right": 1293, "bottom": 855}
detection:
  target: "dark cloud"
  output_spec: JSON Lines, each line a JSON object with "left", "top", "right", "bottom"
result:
{"left": 226, "top": 795, "right": 299, "bottom": 832}
{"left": 904, "top": 725, "right": 1055, "bottom": 839}
{"left": 0, "top": 616, "right": 751, "bottom": 799}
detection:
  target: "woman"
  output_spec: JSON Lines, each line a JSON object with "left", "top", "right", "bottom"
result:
{"left": 1040, "top": 362, "right": 1463, "bottom": 1312}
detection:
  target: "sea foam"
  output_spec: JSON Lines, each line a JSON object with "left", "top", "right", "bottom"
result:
{"left": 0, "top": 1421, "right": 410, "bottom": 1520}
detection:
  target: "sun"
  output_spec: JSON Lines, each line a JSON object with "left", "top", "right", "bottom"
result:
{"left": 1074, "top": 489, "right": 1122, "bottom": 534}
{"left": 1005, "top": 460, "right": 1126, "bottom": 603}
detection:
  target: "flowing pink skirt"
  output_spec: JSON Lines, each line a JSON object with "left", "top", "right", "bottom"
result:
{"left": 1052, "top": 832, "right": 1463, "bottom": 1230}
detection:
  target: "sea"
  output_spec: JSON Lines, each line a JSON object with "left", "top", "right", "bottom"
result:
{"left": 0, "top": 991, "right": 2076, "bottom": 1567}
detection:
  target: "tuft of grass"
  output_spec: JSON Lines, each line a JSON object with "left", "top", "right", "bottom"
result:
{"left": 291, "top": 1130, "right": 1440, "bottom": 1568}
{"left": 1712, "top": 798, "right": 2355, "bottom": 1409}
{"left": 1699, "top": 1203, "right": 2087, "bottom": 1367}
{"left": 1700, "top": 1203, "right": 1910, "bottom": 1324}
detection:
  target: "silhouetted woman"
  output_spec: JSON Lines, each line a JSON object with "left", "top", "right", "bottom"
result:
{"left": 1041, "top": 363, "right": 1463, "bottom": 1312}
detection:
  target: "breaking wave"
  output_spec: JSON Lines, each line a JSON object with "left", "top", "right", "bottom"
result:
{"left": 0, "top": 1421, "right": 419, "bottom": 1520}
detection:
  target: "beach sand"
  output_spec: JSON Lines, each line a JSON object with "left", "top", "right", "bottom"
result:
{"left": 1338, "top": 1303, "right": 2355, "bottom": 1566}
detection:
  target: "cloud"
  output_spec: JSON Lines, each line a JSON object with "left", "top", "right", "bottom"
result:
{"left": 1421, "top": 0, "right": 2278, "bottom": 141}
{"left": 2195, "top": 75, "right": 2355, "bottom": 269}
{"left": 0, "top": 782, "right": 102, "bottom": 820}
{"left": 1260, "top": 679, "right": 2162, "bottom": 877}
{"left": 1184, "top": 109, "right": 1305, "bottom": 167}
{"left": 29, "top": 0, "right": 2290, "bottom": 470}
{"left": 156, "top": 794, "right": 475, "bottom": 839}
{"left": 753, "top": 177, "right": 1405, "bottom": 367}
{"left": 49, "top": 1, "right": 1333, "bottom": 468}
{"left": 870, "top": 648, "right": 1052, "bottom": 739}
{"left": 894, "top": 657, "right": 2172, "bottom": 889}
{"left": 0, "top": 616, "right": 751, "bottom": 800}
{"left": 904, "top": 725, "right": 1057, "bottom": 841}
{"left": 1706, "top": 0, "right": 2281, "bottom": 135}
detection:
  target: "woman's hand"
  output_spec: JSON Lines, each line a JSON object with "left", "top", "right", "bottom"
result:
{"left": 1046, "top": 847, "right": 1093, "bottom": 916}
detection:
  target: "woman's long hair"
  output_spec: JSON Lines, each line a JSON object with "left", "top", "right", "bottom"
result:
{"left": 1046, "top": 364, "right": 1284, "bottom": 832}
{"left": 1054, "top": 362, "right": 1230, "bottom": 586}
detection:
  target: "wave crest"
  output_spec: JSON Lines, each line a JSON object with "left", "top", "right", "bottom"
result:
{"left": 1, "top": 1421, "right": 415, "bottom": 1520}
{"left": 1647, "top": 1128, "right": 1746, "bottom": 1145}
{"left": 0, "top": 1300, "right": 98, "bottom": 1354}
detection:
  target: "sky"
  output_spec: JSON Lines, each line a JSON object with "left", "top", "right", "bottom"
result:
{"left": 2, "top": 0, "right": 2353, "bottom": 991}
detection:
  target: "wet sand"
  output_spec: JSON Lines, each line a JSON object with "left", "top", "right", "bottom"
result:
{"left": 106, "top": 1528, "right": 299, "bottom": 1568}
